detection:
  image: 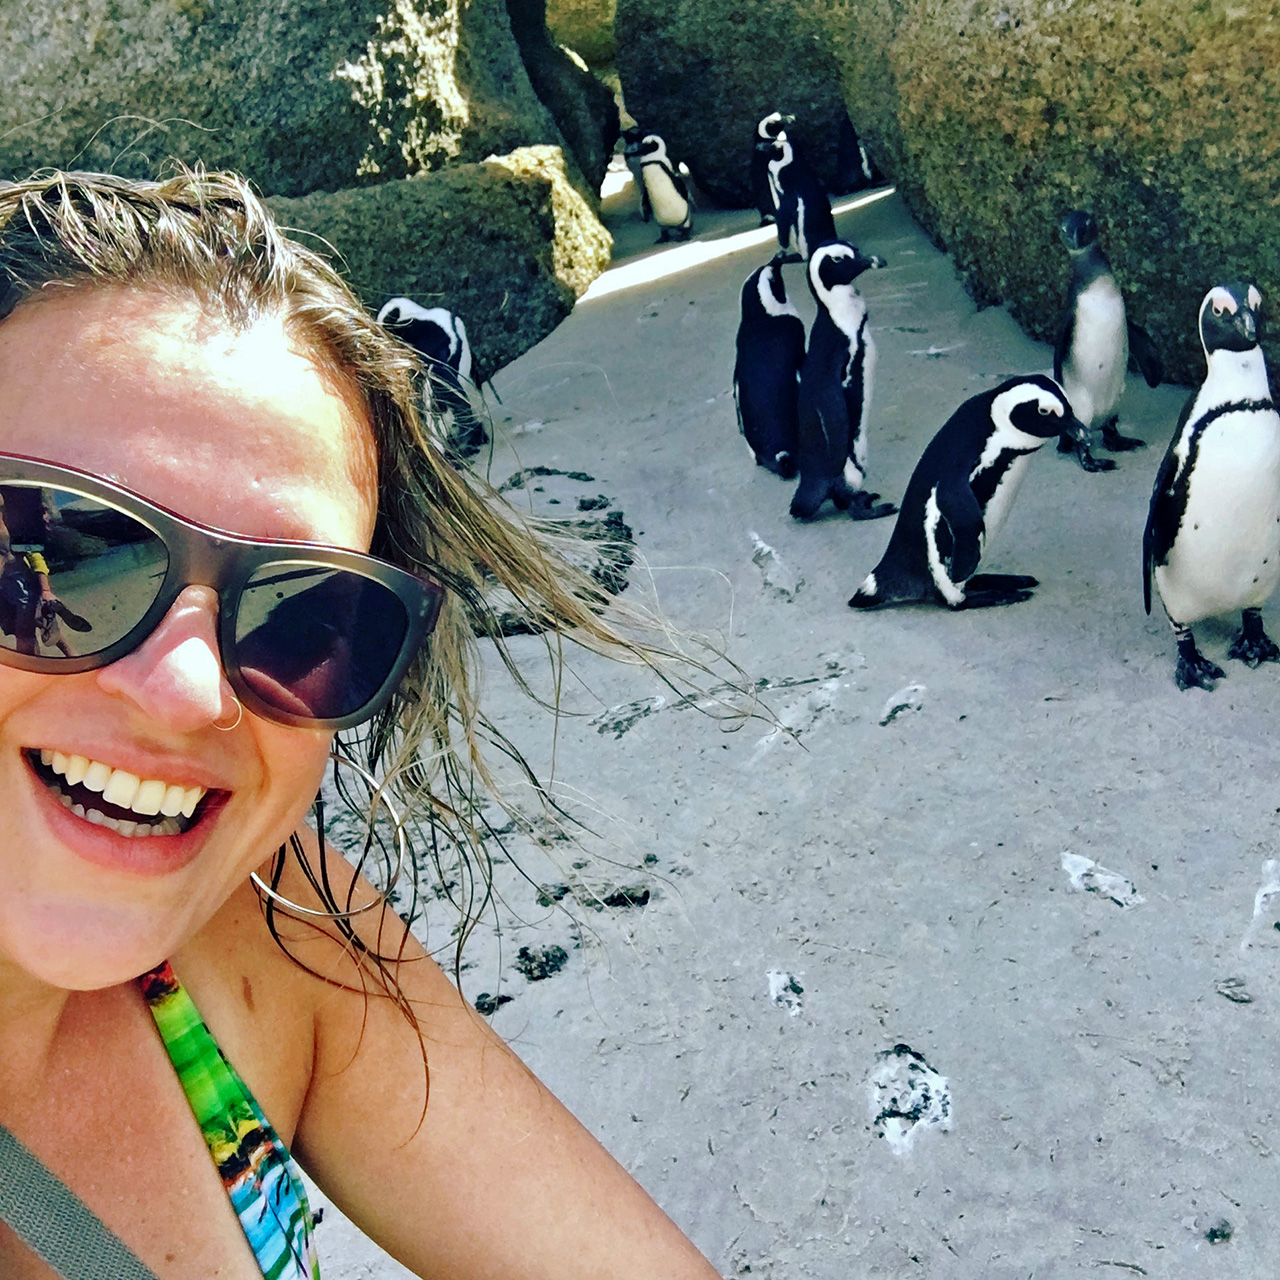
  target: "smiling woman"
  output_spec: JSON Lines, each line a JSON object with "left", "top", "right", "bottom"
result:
{"left": 0, "top": 169, "right": 724, "bottom": 1280}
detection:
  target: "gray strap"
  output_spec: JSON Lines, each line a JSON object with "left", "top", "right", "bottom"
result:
{"left": 0, "top": 1123, "right": 160, "bottom": 1279}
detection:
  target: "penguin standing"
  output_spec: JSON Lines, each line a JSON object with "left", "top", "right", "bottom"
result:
{"left": 734, "top": 253, "right": 806, "bottom": 477}
{"left": 770, "top": 124, "right": 837, "bottom": 262}
{"left": 1144, "top": 282, "right": 1280, "bottom": 690}
{"left": 850, "top": 376, "right": 1080, "bottom": 609}
{"left": 751, "top": 111, "right": 792, "bottom": 226}
{"left": 790, "top": 240, "right": 895, "bottom": 521}
{"left": 377, "top": 297, "right": 489, "bottom": 457}
{"left": 1054, "top": 210, "right": 1163, "bottom": 471}
{"left": 621, "top": 125, "right": 652, "bottom": 223}
{"left": 634, "top": 134, "right": 692, "bottom": 243}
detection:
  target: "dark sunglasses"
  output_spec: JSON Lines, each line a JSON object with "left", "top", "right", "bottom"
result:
{"left": 0, "top": 454, "right": 444, "bottom": 730}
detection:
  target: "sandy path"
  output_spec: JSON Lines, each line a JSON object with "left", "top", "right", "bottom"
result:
{"left": 315, "top": 179, "right": 1280, "bottom": 1278}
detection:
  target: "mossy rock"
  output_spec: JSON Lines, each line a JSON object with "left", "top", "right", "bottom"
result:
{"left": 0, "top": 0, "right": 563, "bottom": 197}
{"left": 267, "top": 146, "right": 612, "bottom": 373}
{"left": 547, "top": 0, "right": 618, "bottom": 69}
{"left": 614, "top": 0, "right": 852, "bottom": 206}
{"left": 833, "top": 0, "right": 1280, "bottom": 385}
{"left": 509, "top": 0, "right": 620, "bottom": 194}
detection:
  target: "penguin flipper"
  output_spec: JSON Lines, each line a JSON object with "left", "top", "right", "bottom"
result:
{"left": 1143, "top": 393, "right": 1196, "bottom": 613}
{"left": 934, "top": 477, "right": 986, "bottom": 585}
{"left": 1127, "top": 321, "right": 1164, "bottom": 387}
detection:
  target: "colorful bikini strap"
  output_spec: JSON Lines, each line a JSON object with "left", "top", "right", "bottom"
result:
{"left": 138, "top": 962, "right": 320, "bottom": 1280}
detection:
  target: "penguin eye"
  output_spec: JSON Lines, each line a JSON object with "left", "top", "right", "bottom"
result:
{"left": 1213, "top": 303, "right": 1226, "bottom": 317}
{"left": 1038, "top": 404, "right": 1052, "bottom": 415}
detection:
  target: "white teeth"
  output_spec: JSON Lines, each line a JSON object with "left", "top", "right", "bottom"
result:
{"left": 83, "top": 761, "right": 111, "bottom": 793}
{"left": 102, "top": 770, "right": 141, "bottom": 809}
{"left": 159, "top": 784, "right": 186, "bottom": 817}
{"left": 39, "top": 751, "right": 209, "bottom": 826}
{"left": 133, "top": 779, "right": 167, "bottom": 817}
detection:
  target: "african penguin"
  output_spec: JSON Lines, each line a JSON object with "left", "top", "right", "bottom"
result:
{"left": 769, "top": 125, "right": 837, "bottom": 263}
{"left": 621, "top": 125, "right": 652, "bottom": 223}
{"left": 836, "top": 115, "right": 886, "bottom": 193}
{"left": 790, "top": 240, "right": 895, "bottom": 521}
{"left": 1054, "top": 210, "right": 1163, "bottom": 471}
{"left": 751, "top": 112, "right": 792, "bottom": 226}
{"left": 849, "top": 375, "right": 1081, "bottom": 609}
{"left": 1143, "top": 282, "right": 1280, "bottom": 691}
{"left": 377, "top": 297, "right": 489, "bottom": 458}
{"left": 734, "top": 253, "right": 806, "bottom": 478}
{"left": 634, "top": 134, "right": 692, "bottom": 243}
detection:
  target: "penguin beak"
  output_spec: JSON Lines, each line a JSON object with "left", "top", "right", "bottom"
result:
{"left": 865, "top": 255, "right": 887, "bottom": 270}
{"left": 1062, "top": 412, "right": 1087, "bottom": 438}
{"left": 1240, "top": 310, "right": 1258, "bottom": 344}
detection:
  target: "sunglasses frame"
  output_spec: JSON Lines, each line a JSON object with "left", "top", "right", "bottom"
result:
{"left": 0, "top": 453, "right": 444, "bottom": 730}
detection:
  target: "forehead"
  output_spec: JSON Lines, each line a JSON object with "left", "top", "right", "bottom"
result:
{"left": 0, "top": 287, "right": 378, "bottom": 548}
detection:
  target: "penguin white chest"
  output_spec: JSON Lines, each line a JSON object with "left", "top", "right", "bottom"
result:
{"left": 1158, "top": 408, "right": 1280, "bottom": 623}
{"left": 642, "top": 166, "right": 689, "bottom": 227}
{"left": 974, "top": 451, "right": 1034, "bottom": 545}
{"left": 1064, "top": 277, "right": 1127, "bottom": 424}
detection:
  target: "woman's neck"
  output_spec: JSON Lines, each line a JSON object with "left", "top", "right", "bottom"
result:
{"left": 0, "top": 958, "right": 78, "bottom": 1107}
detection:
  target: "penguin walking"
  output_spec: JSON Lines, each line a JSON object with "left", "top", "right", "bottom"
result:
{"left": 621, "top": 125, "right": 652, "bottom": 223}
{"left": 377, "top": 297, "right": 489, "bottom": 457}
{"left": 751, "top": 111, "right": 792, "bottom": 225}
{"left": 849, "top": 375, "right": 1081, "bottom": 609}
{"left": 1054, "top": 210, "right": 1164, "bottom": 471}
{"left": 769, "top": 125, "right": 836, "bottom": 262}
{"left": 1143, "top": 282, "right": 1280, "bottom": 691}
{"left": 734, "top": 253, "right": 806, "bottom": 477}
{"left": 633, "top": 134, "right": 692, "bottom": 243}
{"left": 790, "top": 240, "right": 896, "bottom": 521}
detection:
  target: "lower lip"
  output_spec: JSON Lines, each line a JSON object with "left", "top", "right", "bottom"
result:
{"left": 26, "top": 760, "right": 222, "bottom": 877}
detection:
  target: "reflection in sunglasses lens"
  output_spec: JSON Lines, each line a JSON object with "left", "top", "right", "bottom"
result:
{"left": 235, "top": 565, "right": 409, "bottom": 720}
{"left": 0, "top": 484, "right": 166, "bottom": 660}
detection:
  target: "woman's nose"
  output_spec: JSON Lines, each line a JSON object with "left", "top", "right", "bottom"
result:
{"left": 95, "top": 586, "right": 240, "bottom": 732}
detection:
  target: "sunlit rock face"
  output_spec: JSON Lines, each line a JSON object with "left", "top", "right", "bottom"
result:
{"left": 835, "top": 0, "right": 1280, "bottom": 383}
{"left": 614, "top": 0, "right": 852, "bottom": 207}
{"left": 268, "top": 146, "right": 612, "bottom": 375}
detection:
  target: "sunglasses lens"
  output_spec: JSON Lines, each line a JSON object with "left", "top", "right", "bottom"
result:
{"left": 234, "top": 564, "right": 410, "bottom": 723}
{"left": 0, "top": 483, "right": 167, "bottom": 659}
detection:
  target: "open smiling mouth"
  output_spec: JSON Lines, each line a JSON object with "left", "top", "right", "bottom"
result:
{"left": 25, "top": 750, "right": 214, "bottom": 839}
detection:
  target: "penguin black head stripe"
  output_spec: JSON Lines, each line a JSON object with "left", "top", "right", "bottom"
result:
{"left": 756, "top": 112, "right": 794, "bottom": 146}
{"left": 809, "top": 241, "right": 886, "bottom": 294}
{"left": 1200, "top": 282, "right": 1262, "bottom": 355}
{"left": 1058, "top": 209, "right": 1098, "bottom": 254}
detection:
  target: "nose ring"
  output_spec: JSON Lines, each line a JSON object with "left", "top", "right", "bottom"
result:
{"left": 213, "top": 695, "right": 244, "bottom": 732}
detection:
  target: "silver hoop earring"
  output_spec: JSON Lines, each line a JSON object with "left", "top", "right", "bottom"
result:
{"left": 251, "top": 751, "right": 409, "bottom": 920}
{"left": 213, "top": 696, "right": 243, "bottom": 732}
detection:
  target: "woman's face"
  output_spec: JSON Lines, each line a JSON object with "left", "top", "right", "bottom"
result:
{"left": 0, "top": 287, "right": 379, "bottom": 990}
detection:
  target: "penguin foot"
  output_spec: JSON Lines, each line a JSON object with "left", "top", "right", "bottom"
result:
{"left": 953, "top": 587, "right": 1035, "bottom": 610}
{"left": 843, "top": 490, "right": 897, "bottom": 521}
{"left": 1072, "top": 443, "right": 1117, "bottom": 472}
{"left": 1174, "top": 634, "right": 1225, "bottom": 691}
{"left": 1099, "top": 418, "right": 1146, "bottom": 451}
{"left": 1227, "top": 609, "right": 1280, "bottom": 667}
{"left": 966, "top": 573, "right": 1039, "bottom": 592}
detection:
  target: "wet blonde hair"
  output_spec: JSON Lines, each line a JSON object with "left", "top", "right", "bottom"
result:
{"left": 0, "top": 166, "right": 711, "bottom": 995}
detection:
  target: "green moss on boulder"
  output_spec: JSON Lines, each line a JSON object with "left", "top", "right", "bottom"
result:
{"left": 834, "top": 0, "right": 1280, "bottom": 384}
{"left": 546, "top": 0, "right": 617, "bottom": 69}
{"left": 0, "top": 0, "right": 564, "bottom": 196}
{"left": 267, "top": 146, "right": 611, "bottom": 373}
{"left": 615, "top": 0, "right": 851, "bottom": 206}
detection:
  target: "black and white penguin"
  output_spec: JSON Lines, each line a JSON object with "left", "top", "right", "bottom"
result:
{"left": 849, "top": 375, "right": 1081, "bottom": 609}
{"left": 836, "top": 115, "right": 886, "bottom": 193}
{"left": 750, "top": 111, "right": 792, "bottom": 225}
{"left": 633, "top": 134, "right": 692, "bottom": 243}
{"left": 734, "top": 253, "right": 806, "bottom": 478}
{"left": 1143, "top": 282, "right": 1280, "bottom": 690}
{"left": 621, "top": 125, "right": 652, "bottom": 223}
{"left": 376, "top": 297, "right": 489, "bottom": 457}
{"left": 769, "top": 125, "right": 837, "bottom": 263}
{"left": 790, "top": 240, "right": 895, "bottom": 521}
{"left": 1054, "top": 209, "right": 1163, "bottom": 471}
